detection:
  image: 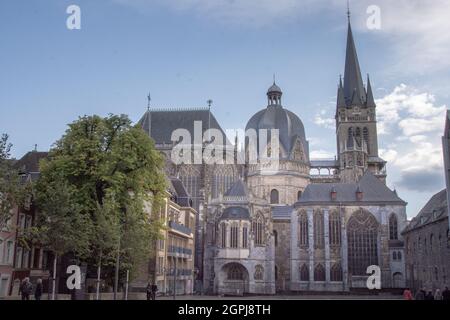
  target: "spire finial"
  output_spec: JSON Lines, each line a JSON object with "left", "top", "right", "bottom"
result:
{"left": 207, "top": 99, "right": 213, "bottom": 109}
{"left": 347, "top": 0, "right": 351, "bottom": 22}
{"left": 147, "top": 92, "right": 151, "bottom": 111}
{"left": 273, "top": 73, "right": 276, "bottom": 84}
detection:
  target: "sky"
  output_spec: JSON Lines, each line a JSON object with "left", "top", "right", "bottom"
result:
{"left": 1, "top": 0, "right": 449, "bottom": 218}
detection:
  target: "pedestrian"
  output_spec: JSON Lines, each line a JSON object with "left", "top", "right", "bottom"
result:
{"left": 442, "top": 287, "right": 450, "bottom": 301}
{"left": 35, "top": 278, "right": 43, "bottom": 301}
{"left": 146, "top": 282, "right": 152, "bottom": 301}
{"left": 414, "top": 288, "right": 425, "bottom": 300}
{"left": 403, "top": 288, "right": 413, "bottom": 300}
{"left": 434, "top": 288, "right": 442, "bottom": 301}
{"left": 425, "top": 290, "right": 434, "bottom": 300}
{"left": 151, "top": 283, "right": 158, "bottom": 300}
{"left": 19, "top": 278, "right": 33, "bottom": 301}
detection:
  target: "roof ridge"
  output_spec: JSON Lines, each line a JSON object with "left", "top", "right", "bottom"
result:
{"left": 148, "top": 107, "right": 210, "bottom": 112}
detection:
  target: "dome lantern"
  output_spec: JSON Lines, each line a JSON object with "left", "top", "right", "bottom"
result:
{"left": 267, "top": 81, "right": 282, "bottom": 106}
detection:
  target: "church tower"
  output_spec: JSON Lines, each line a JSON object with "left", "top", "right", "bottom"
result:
{"left": 336, "top": 18, "right": 386, "bottom": 183}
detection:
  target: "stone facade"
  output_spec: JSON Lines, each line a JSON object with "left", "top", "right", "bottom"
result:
{"left": 402, "top": 190, "right": 450, "bottom": 292}
{"left": 139, "top": 18, "right": 408, "bottom": 294}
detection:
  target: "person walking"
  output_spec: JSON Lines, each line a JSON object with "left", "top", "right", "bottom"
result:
{"left": 425, "top": 290, "right": 434, "bottom": 300}
{"left": 434, "top": 288, "right": 442, "bottom": 301}
{"left": 19, "top": 278, "right": 33, "bottom": 301}
{"left": 442, "top": 287, "right": 450, "bottom": 301}
{"left": 414, "top": 288, "right": 425, "bottom": 300}
{"left": 34, "top": 278, "right": 43, "bottom": 301}
{"left": 151, "top": 283, "right": 158, "bottom": 300}
{"left": 403, "top": 288, "right": 413, "bottom": 300}
{"left": 146, "top": 282, "right": 152, "bottom": 301}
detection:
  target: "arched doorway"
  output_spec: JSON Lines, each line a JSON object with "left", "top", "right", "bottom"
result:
{"left": 393, "top": 272, "right": 403, "bottom": 288}
{"left": 219, "top": 263, "right": 249, "bottom": 296}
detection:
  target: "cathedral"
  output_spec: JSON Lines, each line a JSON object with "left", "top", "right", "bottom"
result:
{"left": 139, "top": 18, "right": 407, "bottom": 294}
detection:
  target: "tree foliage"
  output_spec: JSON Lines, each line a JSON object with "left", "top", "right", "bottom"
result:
{"left": 0, "top": 134, "right": 21, "bottom": 230}
{"left": 35, "top": 114, "right": 166, "bottom": 277}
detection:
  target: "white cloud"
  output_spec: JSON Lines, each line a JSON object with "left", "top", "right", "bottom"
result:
{"left": 314, "top": 112, "right": 334, "bottom": 130}
{"left": 310, "top": 149, "right": 335, "bottom": 159}
{"left": 376, "top": 84, "right": 447, "bottom": 136}
{"left": 376, "top": 84, "right": 447, "bottom": 192}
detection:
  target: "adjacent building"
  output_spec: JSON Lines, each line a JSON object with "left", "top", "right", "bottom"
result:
{"left": 131, "top": 177, "right": 197, "bottom": 295}
{"left": 402, "top": 111, "right": 450, "bottom": 292}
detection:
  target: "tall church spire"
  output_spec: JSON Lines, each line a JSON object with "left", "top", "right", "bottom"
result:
{"left": 343, "top": 18, "right": 365, "bottom": 104}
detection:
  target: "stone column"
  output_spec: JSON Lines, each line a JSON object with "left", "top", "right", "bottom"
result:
{"left": 307, "top": 209, "right": 314, "bottom": 282}
{"left": 291, "top": 212, "right": 299, "bottom": 283}
{"left": 340, "top": 206, "right": 349, "bottom": 291}
{"left": 324, "top": 209, "right": 331, "bottom": 284}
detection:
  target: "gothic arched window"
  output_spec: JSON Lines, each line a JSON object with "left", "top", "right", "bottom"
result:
{"left": 270, "top": 189, "right": 279, "bottom": 204}
{"left": 300, "top": 264, "right": 309, "bottom": 281}
{"left": 254, "top": 265, "right": 264, "bottom": 280}
{"left": 220, "top": 223, "right": 227, "bottom": 248}
{"left": 252, "top": 214, "right": 265, "bottom": 246}
{"left": 297, "top": 191, "right": 302, "bottom": 201}
{"left": 314, "top": 211, "right": 324, "bottom": 249}
{"left": 347, "top": 209, "right": 379, "bottom": 275}
{"left": 389, "top": 214, "right": 398, "bottom": 240}
{"left": 242, "top": 226, "right": 248, "bottom": 248}
{"left": 230, "top": 223, "right": 239, "bottom": 248}
{"left": 393, "top": 251, "right": 397, "bottom": 260}
{"left": 355, "top": 127, "right": 362, "bottom": 146}
{"left": 298, "top": 211, "right": 308, "bottom": 247}
{"left": 329, "top": 211, "right": 341, "bottom": 246}
{"left": 363, "top": 127, "right": 369, "bottom": 153}
{"left": 330, "top": 263, "right": 343, "bottom": 281}
{"left": 314, "top": 264, "right": 325, "bottom": 281}
{"left": 228, "top": 265, "right": 244, "bottom": 280}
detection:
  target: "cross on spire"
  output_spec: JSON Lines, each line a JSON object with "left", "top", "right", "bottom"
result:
{"left": 147, "top": 92, "right": 151, "bottom": 111}
{"left": 347, "top": 0, "right": 351, "bottom": 22}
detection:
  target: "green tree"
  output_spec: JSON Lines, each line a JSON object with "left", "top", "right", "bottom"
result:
{"left": 0, "top": 134, "right": 21, "bottom": 230}
{"left": 35, "top": 114, "right": 166, "bottom": 292}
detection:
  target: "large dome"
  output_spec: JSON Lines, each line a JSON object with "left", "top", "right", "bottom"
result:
{"left": 245, "top": 83, "right": 309, "bottom": 161}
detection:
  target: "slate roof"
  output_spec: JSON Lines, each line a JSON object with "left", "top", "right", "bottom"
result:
{"left": 14, "top": 151, "right": 48, "bottom": 173}
{"left": 220, "top": 206, "right": 250, "bottom": 221}
{"left": 169, "top": 177, "right": 193, "bottom": 208}
{"left": 272, "top": 206, "right": 292, "bottom": 220}
{"left": 296, "top": 170, "right": 406, "bottom": 206}
{"left": 224, "top": 179, "right": 248, "bottom": 197}
{"left": 403, "top": 189, "right": 448, "bottom": 233}
{"left": 267, "top": 83, "right": 282, "bottom": 94}
{"left": 138, "top": 108, "right": 229, "bottom": 145}
{"left": 245, "top": 105, "right": 309, "bottom": 159}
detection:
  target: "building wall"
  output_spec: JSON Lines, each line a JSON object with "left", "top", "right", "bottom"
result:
{"left": 0, "top": 207, "right": 17, "bottom": 297}
{"left": 291, "top": 204, "right": 406, "bottom": 291}
{"left": 273, "top": 220, "right": 290, "bottom": 292}
{"left": 403, "top": 218, "right": 450, "bottom": 292}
